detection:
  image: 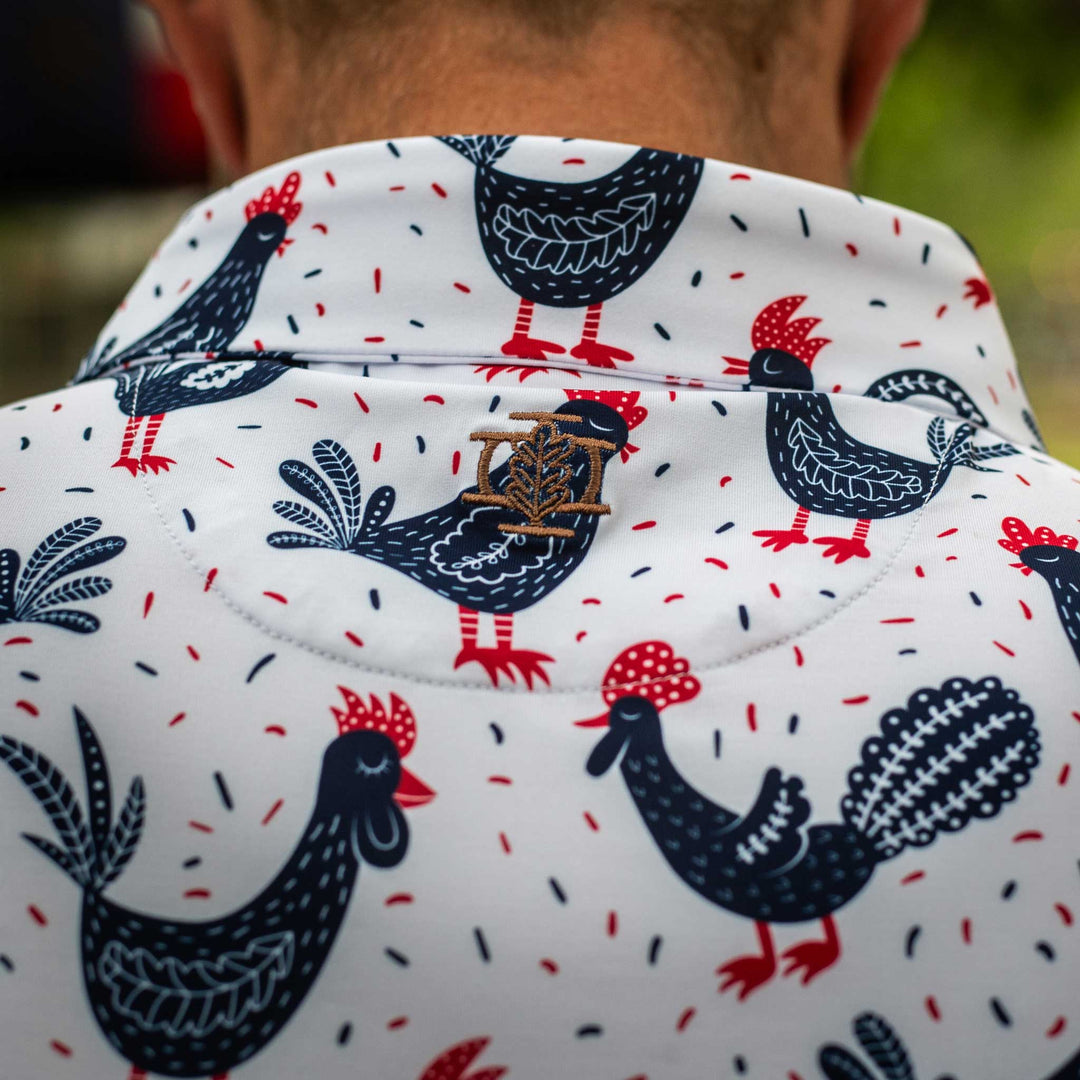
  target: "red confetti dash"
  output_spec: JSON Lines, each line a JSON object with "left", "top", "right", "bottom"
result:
{"left": 431, "top": 182, "right": 448, "bottom": 198}
{"left": 1017, "top": 473, "right": 1031, "bottom": 487}
{"left": 925, "top": 995, "right": 942, "bottom": 1022}
{"left": 178, "top": 278, "right": 192, "bottom": 294}
{"left": 216, "top": 457, "right": 234, "bottom": 469}
{"left": 186, "top": 645, "right": 200, "bottom": 660}
{"left": 311, "top": 223, "right": 329, "bottom": 234}
{"left": 1055, "top": 903, "right": 1074, "bottom": 927}
{"left": 188, "top": 820, "right": 214, "bottom": 834}
{"left": 262, "top": 798, "right": 284, "bottom": 826}
{"left": 183, "top": 888, "right": 212, "bottom": 900}
{"left": 663, "top": 594, "right": 684, "bottom": 603}
{"left": 915, "top": 565, "right": 926, "bottom": 578}
{"left": 632, "top": 520, "right": 657, "bottom": 531}
{"left": 488, "top": 775, "right": 513, "bottom": 785}
{"left": 582, "top": 597, "right": 602, "bottom": 606}
{"left": 845, "top": 243, "right": 859, "bottom": 257}
{"left": 730, "top": 172, "right": 752, "bottom": 181}
{"left": 374, "top": 267, "right": 382, "bottom": 293}
{"left": 575, "top": 631, "right": 588, "bottom": 642}
{"left": 1059, "top": 763, "right": 1071, "bottom": 786}
{"left": 1073, "top": 713, "right": 1080, "bottom": 725}
{"left": 584, "top": 811, "right": 600, "bottom": 832}
{"left": 794, "top": 645, "right": 804, "bottom": 667}
{"left": 881, "top": 617, "right": 915, "bottom": 624}
{"left": 705, "top": 557, "right": 729, "bottom": 570}
{"left": 143, "top": 591, "right": 154, "bottom": 618}
{"left": 747, "top": 703, "right": 757, "bottom": 732}
{"left": 1019, "top": 600, "right": 1033, "bottom": 620}
{"left": 52, "top": 402, "right": 63, "bottom": 413}
{"left": 540, "top": 958, "right": 560, "bottom": 974}
{"left": 961, "top": 917, "right": 972, "bottom": 944}
{"left": 295, "top": 397, "right": 318, "bottom": 409}
{"left": 729, "top": 271, "right": 746, "bottom": 280}
{"left": 15, "top": 700, "right": 39, "bottom": 717}
{"left": 168, "top": 712, "right": 186, "bottom": 728}
{"left": 389, "top": 185, "right": 405, "bottom": 192}
{"left": 769, "top": 582, "right": 781, "bottom": 598}
{"left": 893, "top": 216, "right": 901, "bottom": 236}
{"left": 936, "top": 304, "right": 948, "bottom": 319}
{"left": 423, "top": 394, "right": 446, "bottom": 404}
{"left": 50, "top": 1040, "right": 72, "bottom": 1058}
{"left": 937, "top": 527, "right": 959, "bottom": 538}
{"left": 325, "top": 170, "right": 336, "bottom": 186}
{"left": 676, "top": 1007, "right": 696, "bottom": 1032}
{"left": 254, "top": 338, "right": 264, "bottom": 351}
{"left": 453, "top": 282, "right": 471, "bottom": 293}
{"left": 788, "top": 1073, "right": 806, "bottom": 1080}
{"left": 262, "top": 591, "right": 288, "bottom": 605}
{"left": 988, "top": 385, "right": 1000, "bottom": 405}
{"left": 452, "top": 450, "right": 461, "bottom": 475}
{"left": 344, "top": 631, "right": 364, "bottom": 647}
{"left": 373, "top": 442, "right": 382, "bottom": 463}
{"left": 364, "top": 335, "right": 385, "bottom": 343}
{"left": 842, "top": 695, "right": 870, "bottom": 705}
{"left": 900, "top": 870, "right": 926, "bottom": 885}
{"left": 499, "top": 831, "right": 512, "bottom": 854}
{"left": 607, "top": 910, "right": 618, "bottom": 937}
{"left": 900, "top": 340, "right": 922, "bottom": 348}
{"left": 4, "top": 636, "right": 32, "bottom": 646}
{"left": 719, "top": 475, "right": 733, "bottom": 488}
{"left": 384, "top": 892, "right": 414, "bottom": 906}
{"left": 264, "top": 725, "right": 287, "bottom": 736}
{"left": 1012, "top": 830, "right": 1044, "bottom": 843}
{"left": 387, "top": 1016, "right": 409, "bottom": 1031}
{"left": 1048, "top": 1017, "right": 1068, "bottom": 1039}
{"left": 994, "top": 640, "right": 1017, "bottom": 657}
{"left": 563, "top": 158, "right": 586, "bottom": 165}
{"left": 354, "top": 392, "right": 370, "bottom": 413}
{"left": 28, "top": 905, "right": 47, "bottom": 926}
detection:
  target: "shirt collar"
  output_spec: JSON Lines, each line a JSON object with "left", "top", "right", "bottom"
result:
{"left": 82, "top": 134, "right": 1037, "bottom": 446}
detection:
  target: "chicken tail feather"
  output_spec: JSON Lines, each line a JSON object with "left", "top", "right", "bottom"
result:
{"left": 436, "top": 135, "right": 516, "bottom": 168}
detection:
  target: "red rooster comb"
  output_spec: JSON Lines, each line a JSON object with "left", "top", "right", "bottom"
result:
{"left": 564, "top": 389, "right": 647, "bottom": 462}
{"left": 998, "top": 516, "right": 1078, "bottom": 575}
{"left": 245, "top": 171, "right": 303, "bottom": 227}
{"left": 723, "top": 295, "right": 831, "bottom": 376}
{"left": 418, "top": 1037, "right": 507, "bottom": 1080}
{"left": 576, "top": 640, "right": 701, "bottom": 726}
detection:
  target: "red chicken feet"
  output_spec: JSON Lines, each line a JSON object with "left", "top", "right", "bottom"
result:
{"left": 454, "top": 609, "right": 554, "bottom": 689}
{"left": 813, "top": 519, "right": 872, "bottom": 564}
{"left": 716, "top": 921, "right": 777, "bottom": 1000}
{"left": 568, "top": 303, "right": 634, "bottom": 368}
{"left": 779, "top": 915, "right": 841, "bottom": 985}
{"left": 501, "top": 298, "right": 566, "bottom": 362}
{"left": 754, "top": 507, "right": 812, "bottom": 552}
{"left": 112, "top": 414, "right": 176, "bottom": 476}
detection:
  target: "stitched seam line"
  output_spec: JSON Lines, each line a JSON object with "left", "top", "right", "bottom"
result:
{"left": 133, "top": 371, "right": 951, "bottom": 696}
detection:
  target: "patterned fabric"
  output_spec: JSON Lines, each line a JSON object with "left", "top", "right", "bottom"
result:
{"left": 1, "top": 134, "right": 1078, "bottom": 1080}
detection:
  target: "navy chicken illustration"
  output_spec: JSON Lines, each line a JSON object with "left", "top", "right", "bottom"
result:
{"left": 438, "top": 135, "right": 702, "bottom": 368}
{"left": 267, "top": 399, "right": 631, "bottom": 688}
{"left": 1000, "top": 516, "right": 1080, "bottom": 669}
{"left": 75, "top": 172, "right": 304, "bottom": 476}
{"left": 0, "top": 689, "right": 433, "bottom": 1079}
{"left": 0, "top": 516, "right": 126, "bottom": 634}
{"left": 580, "top": 642, "right": 1039, "bottom": 999}
{"left": 721, "top": 296, "right": 1019, "bottom": 562}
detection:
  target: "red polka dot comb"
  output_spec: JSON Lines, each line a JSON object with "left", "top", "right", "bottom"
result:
{"left": 575, "top": 640, "right": 701, "bottom": 726}
{"left": 999, "top": 516, "right": 1078, "bottom": 575}
{"left": 417, "top": 1036, "right": 507, "bottom": 1080}
{"left": 723, "top": 294, "right": 831, "bottom": 376}
{"left": 564, "top": 388, "right": 648, "bottom": 462}
{"left": 332, "top": 687, "right": 435, "bottom": 807}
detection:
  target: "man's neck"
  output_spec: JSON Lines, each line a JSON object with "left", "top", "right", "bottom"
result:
{"left": 232, "top": 5, "right": 850, "bottom": 187}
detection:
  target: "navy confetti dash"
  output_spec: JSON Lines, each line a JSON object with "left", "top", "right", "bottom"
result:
{"left": 788, "top": 714, "right": 799, "bottom": 734}
{"left": 82, "top": 427, "right": 92, "bottom": 441}
{"left": 654, "top": 323, "right": 671, "bottom": 341}
{"left": 287, "top": 314, "right": 300, "bottom": 334}
{"left": 654, "top": 463, "right": 670, "bottom": 477}
{"left": 474, "top": 927, "right": 491, "bottom": 962}
{"left": 970, "top": 591, "right": 982, "bottom": 606}
{"left": 904, "top": 925, "right": 921, "bottom": 958}
{"left": 182, "top": 857, "right": 202, "bottom": 869}
{"left": 369, "top": 589, "right": 381, "bottom": 611}
{"left": 337, "top": 1023, "right": 353, "bottom": 1046}
{"left": 711, "top": 400, "right": 728, "bottom": 417}
{"left": 1002, "top": 880, "right": 1018, "bottom": 900}
{"left": 0, "top": 954, "right": 13, "bottom": 972}
{"left": 303, "top": 268, "right": 323, "bottom": 279}
{"left": 971, "top": 493, "right": 988, "bottom": 500}
{"left": 387, "top": 141, "right": 400, "bottom": 157}
{"left": 410, "top": 224, "right": 423, "bottom": 235}
{"left": 64, "top": 486, "right": 94, "bottom": 493}
{"left": 409, "top": 319, "right": 424, "bottom": 328}
{"left": 715, "top": 521, "right": 734, "bottom": 535}
{"left": 153, "top": 285, "right": 162, "bottom": 297}
{"left": 19, "top": 671, "right": 40, "bottom": 682}
{"left": 384, "top": 948, "right": 410, "bottom": 967}
{"left": 135, "top": 661, "right": 158, "bottom": 676}
{"left": 990, "top": 998, "right": 1012, "bottom": 1027}
{"left": 648, "top": 935, "right": 662, "bottom": 965}
{"left": 188, "top": 238, "right": 198, "bottom": 249}
{"left": 730, "top": 214, "right": 748, "bottom": 232}
{"left": 489, "top": 722, "right": 504, "bottom": 745}
{"left": 576, "top": 1025, "right": 603, "bottom": 1038}
{"left": 870, "top": 299, "right": 887, "bottom": 308}
{"left": 820, "top": 589, "right": 836, "bottom": 599}
{"left": 416, "top": 436, "right": 426, "bottom": 454}
{"left": 19, "top": 436, "right": 29, "bottom": 450}
{"left": 734, "top": 1055, "right": 748, "bottom": 1075}
{"left": 977, "top": 344, "right": 986, "bottom": 358}
{"left": 922, "top": 243, "right": 931, "bottom": 264}
{"left": 630, "top": 566, "right": 651, "bottom": 578}
{"left": 488, "top": 395, "right": 501, "bottom": 413}
{"left": 1037, "top": 940, "right": 1056, "bottom": 962}
{"left": 245, "top": 653, "right": 276, "bottom": 683}
{"left": 713, "top": 730, "right": 721, "bottom": 758}
{"left": 899, "top": 648, "right": 918, "bottom": 656}
{"left": 237, "top": 424, "right": 261, "bottom": 429}
{"left": 549, "top": 877, "right": 567, "bottom": 904}
{"left": 798, "top": 207, "right": 810, "bottom": 237}
{"left": 738, "top": 604, "right": 750, "bottom": 631}
{"left": 213, "top": 771, "right": 234, "bottom": 811}
{"left": 182, "top": 508, "right": 196, "bottom": 532}
{"left": 691, "top": 270, "right": 702, "bottom": 287}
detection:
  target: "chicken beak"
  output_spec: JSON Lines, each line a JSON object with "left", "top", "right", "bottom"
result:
{"left": 574, "top": 712, "right": 609, "bottom": 728}
{"left": 395, "top": 766, "right": 436, "bottom": 809}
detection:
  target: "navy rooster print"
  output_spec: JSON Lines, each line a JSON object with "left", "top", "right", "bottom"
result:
{"left": 0, "top": 517, "right": 126, "bottom": 633}
{"left": 438, "top": 135, "right": 702, "bottom": 368}
{"left": 75, "top": 173, "right": 304, "bottom": 476}
{"left": 1000, "top": 516, "right": 1080, "bottom": 670}
{"left": 723, "top": 296, "right": 1020, "bottom": 562}
{"left": 267, "top": 400, "right": 627, "bottom": 687}
{"left": 580, "top": 642, "right": 1039, "bottom": 999}
{"left": 0, "top": 690, "right": 433, "bottom": 1080}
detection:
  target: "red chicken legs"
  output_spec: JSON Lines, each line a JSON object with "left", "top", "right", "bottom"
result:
{"left": 500, "top": 299, "right": 633, "bottom": 368}
{"left": 453, "top": 606, "right": 554, "bottom": 688}
{"left": 754, "top": 507, "right": 874, "bottom": 564}
{"left": 112, "top": 414, "right": 176, "bottom": 476}
{"left": 717, "top": 916, "right": 842, "bottom": 1000}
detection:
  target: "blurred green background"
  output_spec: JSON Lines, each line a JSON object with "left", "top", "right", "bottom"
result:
{"left": 2, "top": 0, "right": 1078, "bottom": 464}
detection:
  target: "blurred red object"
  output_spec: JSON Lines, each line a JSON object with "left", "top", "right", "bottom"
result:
{"left": 134, "top": 60, "right": 208, "bottom": 183}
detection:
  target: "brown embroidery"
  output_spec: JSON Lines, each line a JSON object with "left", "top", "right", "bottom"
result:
{"left": 463, "top": 411, "right": 616, "bottom": 538}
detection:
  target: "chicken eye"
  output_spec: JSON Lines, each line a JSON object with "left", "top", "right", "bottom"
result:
{"left": 354, "top": 754, "right": 392, "bottom": 776}
{"left": 257, "top": 231, "right": 276, "bottom": 242}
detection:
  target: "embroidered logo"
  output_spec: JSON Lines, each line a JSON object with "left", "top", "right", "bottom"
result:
{"left": 463, "top": 411, "right": 615, "bottom": 538}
